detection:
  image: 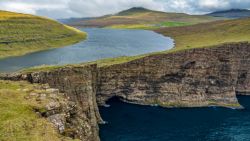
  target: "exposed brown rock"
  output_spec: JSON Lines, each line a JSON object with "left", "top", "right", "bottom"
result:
{"left": 1, "top": 42, "right": 250, "bottom": 141}
{"left": 97, "top": 42, "right": 250, "bottom": 108}
{"left": 22, "top": 83, "right": 77, "bottom": 137}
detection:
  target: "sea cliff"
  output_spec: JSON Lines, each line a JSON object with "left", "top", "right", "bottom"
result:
{"left": 1, "top": 42, "right": 250, "bottom": 140}
{"left": 97, "top": 42, "right": 250, "bottom": 108}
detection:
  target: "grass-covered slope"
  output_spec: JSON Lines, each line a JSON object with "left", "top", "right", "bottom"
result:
{"left": 0, "top": 80, "right": 78, "bottom": 141}
{"left": 67, "top": 7, "right": 221, "bottom": 29}
{"left": 0, "top": 10, "right": 86, "bottom": 59}
{"left": 155, "top": 18, "right": 250, "bottom": 51}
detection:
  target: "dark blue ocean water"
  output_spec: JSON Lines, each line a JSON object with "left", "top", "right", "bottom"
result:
{"left": 0, "top": 28, "right": 173, "bottom": 72}
{"left": 99, "top": 96, "right": 250, "bottom": 141}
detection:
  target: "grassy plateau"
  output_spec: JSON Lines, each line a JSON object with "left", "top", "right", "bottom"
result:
{"left": 0, "top": 10, "right": 86, "bottom": 59}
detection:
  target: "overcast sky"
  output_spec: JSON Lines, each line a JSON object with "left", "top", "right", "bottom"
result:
{"left": 0, "top": 0, "right": 250, "bottom": 19}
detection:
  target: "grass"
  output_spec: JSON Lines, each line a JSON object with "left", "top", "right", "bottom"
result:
{"left": 20, "top": 55, "right": 147, "bottom": 73}
{"left": 0, "top": 10, "right": 87, "bottom": 59}
{"left": 108, "top": 21, "right": 193, "bottom": 30}
{"left": 20, "top": 64, "right": 88, "bottom": 73}
{"left": 0, "top": 80, "right": 78, "bottom": 141}
{"left": 108, "top": 24, "right": 159, "bottom": 30}
{"left": 69, "top": 7, "right": 221, "bottom": 28}
{"left": 21, "top": 65, "right": 67, "bottom": 73}
{"left": 156, "top": 18, "right": 250, "bottom": 50}
{"left": 159, "top": 21, "right": 192, "bottom": 27}
{"left": 21, "top": 17, "right": 250, "bottom": 72}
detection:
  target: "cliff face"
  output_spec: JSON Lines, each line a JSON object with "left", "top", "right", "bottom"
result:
{"left": 1, "top": 42, "right": 250, "bottom": 141}
{"left": 1, "top": 65, "right": 102, "bottom": 141}
{"left": 236, "top": 46, "right": 250, "bottom": 95}
{"left": 97, "top": 42, "right": 250, "bottom": 107}
{"left": 28, "top": 65, "right": 103, "bottom": 141}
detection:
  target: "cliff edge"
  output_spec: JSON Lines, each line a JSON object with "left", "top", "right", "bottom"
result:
{"left": 1, "top": 42, "right": 250, "bottom": 140}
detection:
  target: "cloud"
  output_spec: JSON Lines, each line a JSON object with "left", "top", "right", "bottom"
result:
{"left": 159, "top": 0, "right": 250, "bottom": 14}
{"left": 67, "top": 0, "right": 164, "bottom": 17}
{"left": 0, "top": 0, "right": 72, "bottom": 18}
{"left": 0, "top": 0, "right": 250, "bottom": 19}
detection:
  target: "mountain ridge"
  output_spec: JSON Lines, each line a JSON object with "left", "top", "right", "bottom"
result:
{"left": 207, "top": 9, "right": 250, "bottom": 18}
{"left": 64, "top": 7, "right": 221, "bottom": 29}
{"left": 116, "top": 7, "right": 158, "bottom": 15}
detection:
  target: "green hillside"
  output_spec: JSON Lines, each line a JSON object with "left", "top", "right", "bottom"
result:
{"left": 68, "top": 7, "right": 222, "bottom": 29}
{"left": 155, "top": 18, "right": 250, "bottom": 51}
{"left": 0, "top": 10, "right": 86, "bottom": 59}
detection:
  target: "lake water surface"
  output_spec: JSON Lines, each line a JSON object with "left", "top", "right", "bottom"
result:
{"left": 100, "top": 96, "right": 250, "bottom": 141}
{"left": 0, "top": 28, "right": 174, "bottom": 72}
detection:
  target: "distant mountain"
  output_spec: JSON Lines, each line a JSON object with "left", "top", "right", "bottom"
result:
{"left": 116, "top": 7, "right": 152, "bottom": 16}
{"left": 59, "top": 17, "right": 97, "bottom": 24}
{"left": 207, "top": 9, "right": 250, "bottom": 18}
{"left": 64, "top": 7, "right": 222, "bottom": 28}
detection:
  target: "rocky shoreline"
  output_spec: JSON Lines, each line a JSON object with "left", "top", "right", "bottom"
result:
{"left": 1, "top": 42, "right": 250, "bottom": 141}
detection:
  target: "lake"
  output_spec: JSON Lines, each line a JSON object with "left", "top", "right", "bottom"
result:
{"left": 0, "top": 28, "right": 174, "bottom": 72}
{"left": 99, "top": 96, "right": 250, "bottom": 141}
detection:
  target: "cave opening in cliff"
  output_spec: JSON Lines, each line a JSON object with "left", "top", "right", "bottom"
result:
{"left": 103, "top": 96, "right": 124, "bottom": 107}
{"left": 236, "top": 94, "right": 250, "bottom": 109}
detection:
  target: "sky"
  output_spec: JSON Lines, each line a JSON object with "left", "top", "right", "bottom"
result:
{"left": 0, "top": 0, "right": 250, "bottom": 19}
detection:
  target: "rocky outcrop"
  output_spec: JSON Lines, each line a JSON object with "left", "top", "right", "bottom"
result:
{"left": 97, "top": 42, "right": 250, "bottom": 108}
{"left": 26, "top": 84, "right": 77, "bottom": 135}
{"left": 1, "top": 65, "right": 102, "bottom": 141}
{"left": 1, "top": 42, "right": 250, "bottom": 140}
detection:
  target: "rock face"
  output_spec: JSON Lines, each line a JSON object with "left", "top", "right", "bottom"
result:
{"left": 27, "top": 84, "right": 77, "bottom": 136}
{"left": 97, "top": 42, "right": 250, "bottom": 107}
{"left": 1, "top": 65, "right": 102, "bottom": 141}
{"left": 1, "top": 42, "right": 250, "bottom": 140}
{"left": 30, "top": 65, "right": 102, "bottom": 141}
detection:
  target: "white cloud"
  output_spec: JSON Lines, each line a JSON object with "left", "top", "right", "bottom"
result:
{"left": 199, "top": 0, "right": 229, "bottom": 9}
{"left": 159, "top": 0, "right": 250, "bottom": 14}
{"left": 0, "top": 0, "right": 70, "bottom": 18}
{"left": 0, "top": 0, "right": 249, "bottom": 19}
{"left": 68, "top": 0, "right": 164, "bottom": 17}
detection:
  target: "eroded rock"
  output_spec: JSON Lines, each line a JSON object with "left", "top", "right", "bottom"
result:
{"left": 1, "top": 42, "right": 250, "bottom": 141}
